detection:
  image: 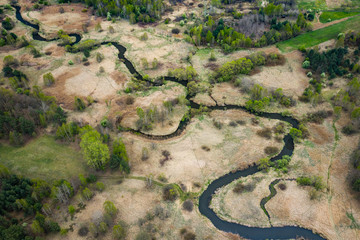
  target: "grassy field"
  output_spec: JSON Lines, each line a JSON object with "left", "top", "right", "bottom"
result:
{"left": 0, "top": 135, "right": 86, "bottom": 181}
{"left": 319, "top": 11, "right": 360, "bottom": 23}
{"left": 276, "top": 15, "right": 360, "bottom": 52}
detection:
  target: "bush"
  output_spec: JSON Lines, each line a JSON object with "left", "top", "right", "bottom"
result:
{"left": 135, "top": 231, "right": 152, "bottom": 240}
{"left": 113, "top": 224, "right": 125, "bottom": 239}
{"left": 140, "top": 33, "right": 148, "bottom": 41}
{"left": 256, "top": 128, "right": 272, "bottom": 139}
{"left": 213, "top": 120, "right": 222, "bottom": 129}
{"left": 162, "top": 185, "right": 178, "bottom": 201}
{"left": 302, "top": 60, "right": 310, "bottom": 69}
{"left": 184, "top": 232, "right": 196, "bottom": 240}
{"left": 78, "top": 226, "right": 89, "bottom": 236}
{"left": 296, "top": 176, "right": 324, "bottom": 190}
{"left": 141, "top": 147, "right": 149, "bottom": 161}
{"left": 233, "top": 182, "right": 245, "bottom": 193}
{"left": 278, "top": 183, "right": 286, "bottom": 190}
{"left": 172, "top": 28, "right": 180, "bottom": 34}
{"left": 353, "top": 178, "right": 360, "bottom": 192}
{"left": 2, "top": 17, "right": 14, "bottom": 30}
{"left": 182, "top": 200, "right": 193, "bottom": 212}
{"left": 96, "top": 52, "right": 104, "bottom": 63}
{"left": 74, "top": 97, "right": 86, "bottom": 111}
{"left": 96, "top": 182, "right": 105, "bottom": 192}
{"left": 264, "top": 146, "right": 279, "bottom": 155}
{"left": 342, "top": 125, "right": 357, "bottom": 135}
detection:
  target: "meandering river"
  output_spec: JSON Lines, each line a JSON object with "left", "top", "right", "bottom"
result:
{"left": 12, "top": 5, "right": 326, "bottom": 239}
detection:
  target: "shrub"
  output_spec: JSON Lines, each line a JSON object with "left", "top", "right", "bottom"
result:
{"left": 264, "top": 146, "right": 279, "bottom": 155}
{"left": 342, "top": 125, "right": 357, "bottom": 135}
{"left": 3, "top": 55, "right": 18, "bottom": 67}
{"left": 78, "top": 226, "right": 89, "bottom": 236}
{"left": 96, "top": 52, "right": 104, "bottom": 63}
{"left": 302, "top": 60, "right": 310, "bottom": 69}
{"left": 125, "top": 96, "right": 134, "bottom": 105}
{"left": 68, "top": 205, "right": 75, "bottom": 218}
{"left": 209, "top": 51, "right": 216, "bottom": 61}
{"left": 233, "top": 182, "right": 245, "bottom": 193}
{"left": 135, "top": 231, "right": 152, "bottom": 240}
{"left": 353, "top": 178, "right": 360, "bottom": 192}
{"left": 184, "top": 232, "right": 196, "bottom": 240}
{"left": 256, "top": 128, "right": 272, "bottom": 139}
{"left": 74, "top": 97, "right": 86, "bottom": 111}
{"left": 182, "top": 200, "right": 193, "bottom": 212}
{"left": 141, "top": 147, "right": 149, "bottom": 161}
{"left": 157, "top": 173, "right": 167, "bottom": 182}
{"left": 2, "top": 17, "right": 14, "bottom": 30}
{"left": 229, "top": 121, "right": 237, "bottom": 127}
{"left": 296, "top": 176, "right": 324, "bottom": 191}
{"left": 96, "top": 182, "right": 105, "bottom": 192}
{"left": 140, "top": 33, "right": 148, "bottom": 41}
{"left": 172, "top": 28, "right": 180, "bottom": 34}
{"left": 278, "top": 183, "right": 286, "bottom": 190}
{"left": 113, "top": 224, "right": 125, "bottom": 239}
{"left": 213, "top": 120, "right": 222, "bottom": 129}
{"left": 162, "top": 185, "right": 178, "bottom": 201}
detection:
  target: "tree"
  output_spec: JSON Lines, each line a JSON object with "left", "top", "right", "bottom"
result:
{"left": 103, "top": 200, "right": 117, "bottom": 217}
{"left": 43, "top": 72, "right": 55, "bottom": 86}
{"left": 82, "top": 187, "right": 93, "bottom": 200}
{"left": 141, "top": 147, "right": 149, "bottom": 161}
{"left": 296, "top": 13, "right": 307, "bottom": 29}
{"left": 2, "top": 17, "right": 14, "bottom": 30}
{"left": 74, "top": 97, "right": 86, "bottom": 111}
{"left": 113, "top": 224, "right": 126, "bottom": 239}
{"left": 80, "top": 127, "right": 110, "bottom": 170}
{"left": 259, "top": 157, "right": 270, "bottom": 172}
{"left": 108, "top": 26, "right": 115, "bottom": 34}
{"left": 96, "top": 182, "right": 105, "bottom": 192}
{"left": 152, "top": 58, "right": 158, "bottom": 69}
{"left": 31, "top": 220, "right": 44, "bottom": 235}
{"left": 95, "top": 23, "right": 102, "bottom": 32}
{"left": 290, "top": 128, "right": 303, "bottom": 142}
{"left": 68, "top": 205, "right": 75, "bottom": 219}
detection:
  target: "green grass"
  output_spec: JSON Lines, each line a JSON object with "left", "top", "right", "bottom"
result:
{"left": 297, "top": 0, "right": 327, "bottom": 11}
{"left": 276, "top": 15, "right": 360, "bottom": 52}
{"left": 319, "top": 11, "right": 360, "bottom": 23}
{"left": 0, "top": 135, "right": 86, "bottom": 181}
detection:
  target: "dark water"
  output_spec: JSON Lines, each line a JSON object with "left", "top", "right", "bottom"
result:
{"left": 12, "top": 5, "right": 81, "bottom": 45}
{"left": 12, "top": 5, "right": 326, "bottom": 239}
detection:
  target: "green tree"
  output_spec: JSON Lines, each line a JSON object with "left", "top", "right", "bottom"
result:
{"left": 289, "top": 128, "right": 303, "bottom": 142}
{"left": 113, "top": 224, "right": 126, "bottom": 239}
{"left": 43, "top": 72, "right": 55, "bottom": 87}
{"left": 103, "top": 200, "right": 117, "bottom": 217}
{"left": 96, "top": 182, "right": 105, "bottom": 191}
{"left": 80, "top": 126, "right": 110, "bottom": 170}
{"left": 259, "top": 157, "right": 270, "bottom": 172}
{"left": 68, "top": 205, "right": 75, "bottom": 219}
{"left": 31, "top": 220, "right": 44, "bottom": 235}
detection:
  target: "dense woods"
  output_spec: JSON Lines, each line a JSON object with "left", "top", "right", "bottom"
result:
{"left": 186, "top": 12, "right": 311, "bottom": 52}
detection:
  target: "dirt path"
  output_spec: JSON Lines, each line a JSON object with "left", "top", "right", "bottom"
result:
{"left": 312, "top": 16, "right": 351, "bottom": 30}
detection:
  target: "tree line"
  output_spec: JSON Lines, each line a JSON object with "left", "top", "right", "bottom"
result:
{"left": 62, "top": 0, "right": 164, "bottom": 23}
{"left": 186, "top": 13, "right": 311, "bottom": 52}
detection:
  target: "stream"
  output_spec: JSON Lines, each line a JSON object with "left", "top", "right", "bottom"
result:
{"left": 12, "top": 5, "right": 326, "bottom": 239}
